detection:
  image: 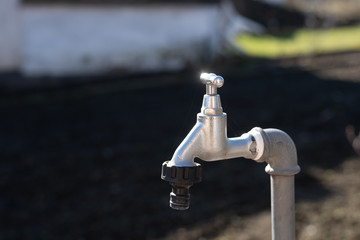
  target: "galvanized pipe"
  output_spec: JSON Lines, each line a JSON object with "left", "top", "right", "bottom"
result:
{"left": 270, "top": 175, "right": 296, "bottom": 240}
{"left": 260, "top": 128, "right": 300, "bottom": 240}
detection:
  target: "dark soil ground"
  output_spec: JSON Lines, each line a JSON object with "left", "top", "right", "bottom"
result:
{"left": 1, "top": 51, "right": 360, "bottom": 240}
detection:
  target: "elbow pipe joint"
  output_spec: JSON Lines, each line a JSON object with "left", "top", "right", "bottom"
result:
{"left": 253, "top": 127, "right": 300, "bottom": 176}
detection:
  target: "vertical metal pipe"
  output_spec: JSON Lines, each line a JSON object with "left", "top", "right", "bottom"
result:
{"left": 255, "top": 128, "right": 300, "bottom": 240}
{"left": 271, "top": 175, "right": 295, "bottom": 240}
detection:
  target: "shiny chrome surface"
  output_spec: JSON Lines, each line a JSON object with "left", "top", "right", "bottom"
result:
{"left": 167, "top": 73, "right": 259, "bottom": 167}
{"left": 200, "top": 72, "right": 224, "bottom": 95}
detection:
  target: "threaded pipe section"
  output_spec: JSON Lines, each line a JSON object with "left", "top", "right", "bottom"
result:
{"left": 170, "top": 186, "right": 190, "bottom": 210}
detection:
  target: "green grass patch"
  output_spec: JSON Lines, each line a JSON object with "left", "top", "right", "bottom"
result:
{"left": 235, "top": 25, "right": 360, "bottom": 58}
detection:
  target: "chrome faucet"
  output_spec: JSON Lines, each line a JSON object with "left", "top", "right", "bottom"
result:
{"left": 161, "top": 73, "right": 301, "bottom": 240}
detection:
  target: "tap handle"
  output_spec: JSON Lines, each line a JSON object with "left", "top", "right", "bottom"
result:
{"left": 200, "top": 73, "right": 224, "bottom": 95}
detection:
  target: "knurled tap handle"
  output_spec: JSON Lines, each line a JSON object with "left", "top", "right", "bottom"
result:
{"left": 200, "top": 73, "right": 224, "bottom": 95}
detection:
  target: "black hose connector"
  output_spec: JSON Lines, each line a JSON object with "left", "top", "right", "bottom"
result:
{"left": 161, "top": 161, "right": 202, "bottom": 210}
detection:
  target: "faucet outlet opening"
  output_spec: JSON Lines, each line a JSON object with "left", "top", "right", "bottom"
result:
{"left": 170, "top": 185, "right": 190, "bottom": 210}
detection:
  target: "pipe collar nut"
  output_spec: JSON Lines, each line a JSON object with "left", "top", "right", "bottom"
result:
{"left": 161, "top": 161, "right": 202, "bottom": 184}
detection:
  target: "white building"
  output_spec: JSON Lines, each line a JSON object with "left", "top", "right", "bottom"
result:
{"left": 0, "top": 0, "right": 262, "bottom": 77}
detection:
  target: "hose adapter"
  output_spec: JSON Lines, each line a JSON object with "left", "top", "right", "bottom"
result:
{"left": 161, "top": 161, "right": 202, "bottom": 210}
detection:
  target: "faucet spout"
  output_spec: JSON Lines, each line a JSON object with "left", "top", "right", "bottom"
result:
{"left": 168, "top": 121, "right": 204, "bottom": 167}
{"left": 168, "top": 112, "right": 260, "bottom": 167}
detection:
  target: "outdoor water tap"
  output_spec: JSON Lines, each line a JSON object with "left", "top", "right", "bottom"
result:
{"left": 161, "top": 73, "right": 263, "bottom": 210}
{"left": 161, "top": 72, "right": 300, "bottom": 240}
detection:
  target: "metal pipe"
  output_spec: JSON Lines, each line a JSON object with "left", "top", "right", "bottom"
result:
{"left": 271, "top": 175, "right": 296, "bottom": 240}
{"left": 259, "top": 128, "right": 300, "bottom": 240}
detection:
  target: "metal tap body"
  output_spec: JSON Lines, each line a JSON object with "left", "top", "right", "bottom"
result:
{"left": 168, "top": 100, "right": 260, "bottom": 167}
{"left": 167, "top": 73, "right": 263, "bottom": 168}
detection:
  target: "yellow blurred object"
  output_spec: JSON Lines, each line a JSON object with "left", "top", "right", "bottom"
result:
{"left": 235, "top": 25, "right": 360, "bottom": 58}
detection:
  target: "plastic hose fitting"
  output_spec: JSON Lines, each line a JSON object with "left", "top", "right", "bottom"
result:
{"left": 161, "top": 161, "right": 202, "bottom": 210}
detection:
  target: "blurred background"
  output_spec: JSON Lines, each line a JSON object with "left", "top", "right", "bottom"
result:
{"left": 1, "top": 0, "right": 360, "bottom": 239}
